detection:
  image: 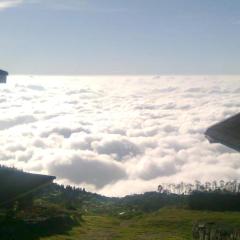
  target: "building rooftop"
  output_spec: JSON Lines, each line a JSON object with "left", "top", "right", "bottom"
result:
{"left": 0, "top": 69, "right": 8, "bottom": 76}
{"left": 205, "top": 113, "right": 240, "bottom": 152}
{"left": 0, "top": 166, "right": 55, "bottom": 205}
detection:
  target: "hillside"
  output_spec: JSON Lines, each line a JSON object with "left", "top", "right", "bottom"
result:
{"left": 1, "top": 168, "right": 240, "bottom": 239}
{"left": 40, "top": 208, "right": 240, "bottom": 240}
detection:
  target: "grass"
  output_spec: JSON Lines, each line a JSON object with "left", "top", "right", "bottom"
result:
{"left": 40, "top": 208, "right": 240, "bottom": 240}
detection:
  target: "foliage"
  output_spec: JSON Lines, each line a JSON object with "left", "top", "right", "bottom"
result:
{"left": 158, "top": 180, "right": 240, "bottom": 195}
{"left": 39, "top": 208, "right": 240, "bottom": 240}
{"left": 1, "top": 166, "right": 240, "bottom": 239}
{"left": 189, "top": 191, "right": 240, "bottom": 211}
{"left": 118, "top": 191, "right": 187, "bottom": 212}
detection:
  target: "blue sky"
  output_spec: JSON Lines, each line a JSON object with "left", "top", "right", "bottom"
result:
{"left": 0, "top": 0, "right": 240, "bottom": 74}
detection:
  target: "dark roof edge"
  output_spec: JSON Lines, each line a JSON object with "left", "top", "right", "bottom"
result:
{"left": 0, "top": 70, "right": 8, "bottom": 75}
{"left": 205, "top": 113, "right": 240, "bottom": 133}
{"left": 26, "top": 172, "right": 56, "bottom": 180}
{"left": 205, "top": 113, "right": 240, "bottom": 152}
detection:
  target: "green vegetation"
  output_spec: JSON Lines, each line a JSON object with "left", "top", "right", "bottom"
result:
{"left": 1, "top": 167, "right": 240, "bottom": 240}
{"left": 40, "top": 208, "right": 240, "bottom": 240}
{"left": 1, "top": 183, "right": 240, "bottom": 240}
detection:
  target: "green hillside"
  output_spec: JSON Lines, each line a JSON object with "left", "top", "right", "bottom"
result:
{"left": 1, "top": 168, "right": 240, "bottom": 240}
{"left": 41, "top": 208, "right": 240, "bottom": 240}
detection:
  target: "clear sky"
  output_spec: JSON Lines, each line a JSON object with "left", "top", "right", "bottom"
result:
{"left": 0, "top": 0, "right": 240, "bottom": 75}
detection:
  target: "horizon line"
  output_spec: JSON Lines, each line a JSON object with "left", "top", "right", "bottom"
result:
{"left": 8, "top": 73, "right": 240, "bottom": 77}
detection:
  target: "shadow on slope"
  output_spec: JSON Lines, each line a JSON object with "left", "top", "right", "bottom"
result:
{"left": 0, "top": 204, "right": 82, "bottom": 240}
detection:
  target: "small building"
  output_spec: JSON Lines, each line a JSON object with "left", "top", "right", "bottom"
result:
{"left": 205, "top": 113, "right": 240, "bottom": 152}
{"left": 0, "top": 69, "right": 8, "bottom": 83}
{"left": 0, "top": 166, "right": 56, "bottom": 206}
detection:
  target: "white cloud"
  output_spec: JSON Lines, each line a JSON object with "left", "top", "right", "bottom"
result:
{"left": 0, "top": 75, "right": 239, "bottom": 196}
{"left": 0, "top": 115, "right": 36, "bottom": 130}
{"left": 47, "top": 151, "right": 127, "bottom": 189}
{"left": 0, "top": 0, "right": 123, "bottom": 12}
{"left": 92, "top": 137, "right": 140, "bottom": 161}
{"left": 0, "top": 0, "right": 23, "bottom": 10}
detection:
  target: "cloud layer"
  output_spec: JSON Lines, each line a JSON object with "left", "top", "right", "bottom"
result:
{"left": 0, "top": 0, "right": 23, "bottom": 10}
{"left": 0, "top": 0, "right": 93, "bottom": 11}
{"left": 0, "top": 75, "right": 239, "bottom": 196}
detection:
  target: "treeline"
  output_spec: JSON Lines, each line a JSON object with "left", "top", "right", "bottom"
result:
{"left": 118, "top": 192, "right": 187, "bottom": 212}
{"left": 35, "top": 183, "right": 109, "bottom": 210}
{"left": 158, "top": 180, "right": 240, "bottom": 195}
{"left": 42, "top": 182, "right": 240, "bottom": 213}
{"left": 157, "top": 181, "right": 240, "bottom": 212}
{"left": 189, "top": 191, "right": 240, "bottom": 211}
{"left": 2, "top": 164, "right": 240, "bottom": 214}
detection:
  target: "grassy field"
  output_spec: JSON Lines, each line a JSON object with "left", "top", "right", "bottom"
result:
{"left": 40, "top": 208, "right": 240, "bottom": 240}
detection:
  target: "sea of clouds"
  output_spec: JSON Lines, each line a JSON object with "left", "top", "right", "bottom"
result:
{"left": 0, "top": 75, "right": 239, "bottom": 196}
